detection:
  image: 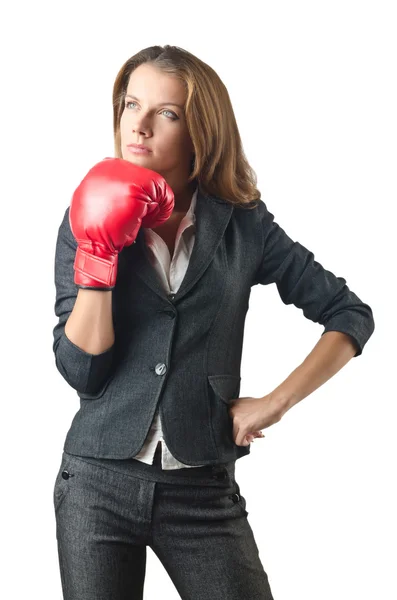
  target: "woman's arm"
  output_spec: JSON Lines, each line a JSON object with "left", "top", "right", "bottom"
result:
{"left": 52, "top": 208, "right": 115, "bottom": 395}
{"left": 65, "top": 289, "right": 114, "bottom": 355}
{"left": 268, "top": 330, "right": 359, "bottom": 417}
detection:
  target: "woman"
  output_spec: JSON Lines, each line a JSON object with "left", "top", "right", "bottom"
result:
{"left": 52, "top": 45, "right": 374, "bottom": 599}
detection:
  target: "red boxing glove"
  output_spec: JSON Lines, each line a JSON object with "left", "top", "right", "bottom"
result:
{"left": 69, "top": 158, "right": 174, "bottom": 290}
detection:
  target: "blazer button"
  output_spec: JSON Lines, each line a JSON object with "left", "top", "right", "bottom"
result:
{"left": 168, "top": 293, "right": 175, "bottom": 301}
{"left": 61, "top": 470, "right": 70, "bottom": 480}
{"left": 163, "top": 309, "right": 176, "bottom": 319}
{"left": 155, "top": 363, "right": 167, "bottom": 375}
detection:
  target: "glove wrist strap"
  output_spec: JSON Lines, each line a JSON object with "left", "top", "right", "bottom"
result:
{"left": 73, "top": 245, "right": 118, "bottom": 288}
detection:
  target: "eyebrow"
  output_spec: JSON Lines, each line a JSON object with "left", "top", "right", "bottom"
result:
{"left": 124, "top": 94, "right": 184, "bottom": 110}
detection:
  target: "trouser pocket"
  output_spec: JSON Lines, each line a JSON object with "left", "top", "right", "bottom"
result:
{"left": 53, "top": 453, "right": 75, "bottom": 514}
{"left": 229, "top": 477, "right": 249, "bottom": 516}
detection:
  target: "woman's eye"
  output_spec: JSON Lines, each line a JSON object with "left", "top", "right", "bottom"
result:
{"left": 162, "top": 109, "right": 178, "bottom": 119}
{"left": 124, "top": 101, "right": 177, "bottom": 120}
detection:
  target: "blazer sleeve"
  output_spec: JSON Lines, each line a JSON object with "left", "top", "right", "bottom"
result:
{"left": 52, "top": 207, "right": 115, "bottom": 393}
{"left": 252, "top": 200, "right": 375, "bottom": 357}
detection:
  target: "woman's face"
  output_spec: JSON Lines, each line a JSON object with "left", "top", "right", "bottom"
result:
{"left": 120, "top": 63, "right": 194, "bottom": 185}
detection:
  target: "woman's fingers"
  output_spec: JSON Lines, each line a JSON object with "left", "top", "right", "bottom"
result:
{"left": 245, "top": 431, "right": 265, "bottom": 444}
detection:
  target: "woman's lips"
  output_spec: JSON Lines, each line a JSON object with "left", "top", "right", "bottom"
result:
{"left": 127, "top": 145, "right": 152, "bottom": 155}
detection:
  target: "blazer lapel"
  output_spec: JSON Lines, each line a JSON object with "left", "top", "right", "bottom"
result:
{"left": 123, "top": 186, "right": 233, "bottom": 303}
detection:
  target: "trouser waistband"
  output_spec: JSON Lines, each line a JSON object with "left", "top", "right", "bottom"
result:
{"left": 63, "top": 447, "right": 237, "bottom": 487}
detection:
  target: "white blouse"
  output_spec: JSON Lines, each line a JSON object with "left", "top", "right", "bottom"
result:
{"left": 132, "top": 186, "right": 206, "bottom": 470}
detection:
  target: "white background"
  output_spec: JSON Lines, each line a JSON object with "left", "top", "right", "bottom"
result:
{"left": 1, "top": 1, "right": 395, "bottom": 598}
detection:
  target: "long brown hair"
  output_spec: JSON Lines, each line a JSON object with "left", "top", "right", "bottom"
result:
{"left": 112, "top": 45, "right": 261, "bottom": 209}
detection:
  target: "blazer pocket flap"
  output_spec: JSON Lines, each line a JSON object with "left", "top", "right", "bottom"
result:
{"left": 208, "top": 374, "right": 241, "bottom": 404}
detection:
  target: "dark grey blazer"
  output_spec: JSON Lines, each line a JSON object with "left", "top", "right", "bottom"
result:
{"left": 52, "top": 185, "right": 374, "bottom": 465}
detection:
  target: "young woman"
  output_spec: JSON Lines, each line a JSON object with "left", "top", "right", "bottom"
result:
{"left": 52, "top": 45, "right": 374, "bottom": 600}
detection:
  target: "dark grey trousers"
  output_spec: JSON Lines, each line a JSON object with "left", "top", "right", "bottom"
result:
{"left": 53, "top": 444, "right": 274, "bottom": 599}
